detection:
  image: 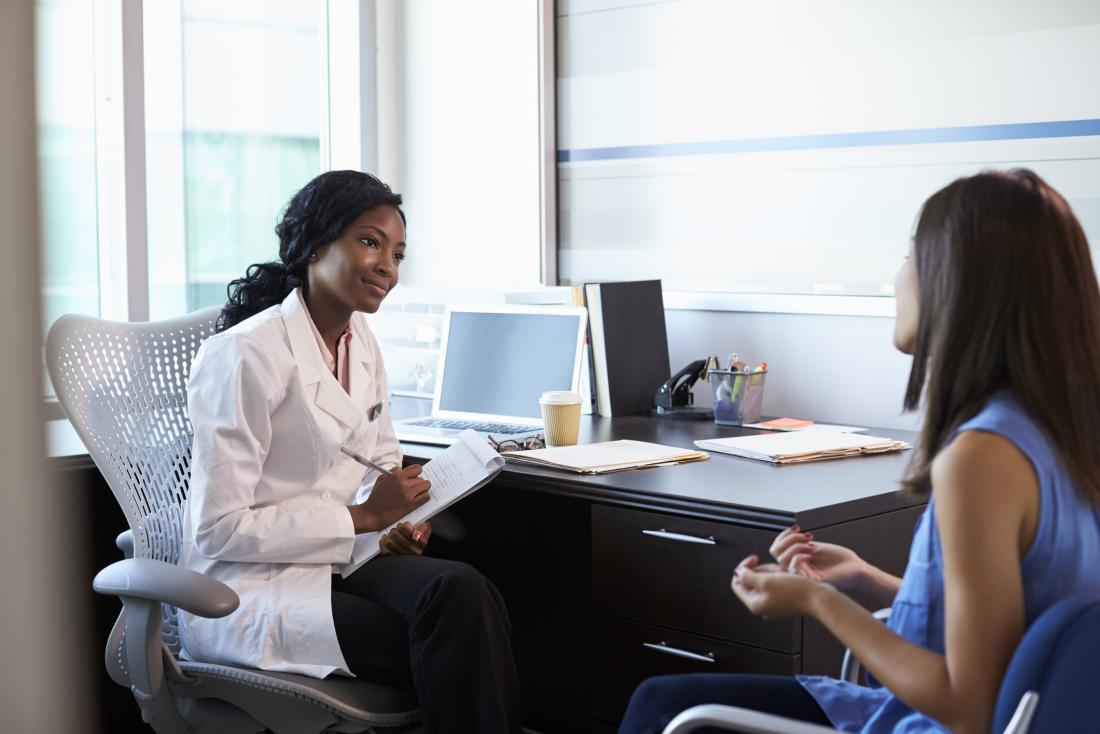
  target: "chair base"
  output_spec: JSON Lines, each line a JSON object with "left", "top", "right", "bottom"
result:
{"left": 168, "top": 662, "right": 421, "bottom": 734}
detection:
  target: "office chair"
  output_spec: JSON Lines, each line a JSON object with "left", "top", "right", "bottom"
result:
{"left": 660, "top": 593, "right": 1100, "bottom": 734}
{"left": 46, "top": 308, "right": 422, "bottom": 734}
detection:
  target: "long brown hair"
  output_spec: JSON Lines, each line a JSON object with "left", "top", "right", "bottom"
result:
{"left": 902, "top": 169, "right": 1100, "bottom": 502}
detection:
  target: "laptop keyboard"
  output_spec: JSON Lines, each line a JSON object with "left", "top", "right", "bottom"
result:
{"left": 405, "top": 418, "right": 536, "bottom": 435}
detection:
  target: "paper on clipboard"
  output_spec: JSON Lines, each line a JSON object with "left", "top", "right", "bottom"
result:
{"left": 338, "top": 429, "right": 502, "bottom": 577}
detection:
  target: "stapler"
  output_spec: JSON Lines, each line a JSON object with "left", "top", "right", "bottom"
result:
{"left": 652, "top": 358, "right": 715, "bottom": 420}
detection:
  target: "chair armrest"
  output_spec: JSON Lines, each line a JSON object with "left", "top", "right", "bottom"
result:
{"left": 93, "top": 558, "right": 238, "bottom": 619}
{"left": 840, "top": 607, "right": 892, "bottom": 683}
{"left": 116, "top": 529, "right": 134, "bottom": 559}
{"left": 662, "top": 704, "right": 838, "bottom": 734}
{"left": 92, "top": 557, "right": 239, "bottom": 724}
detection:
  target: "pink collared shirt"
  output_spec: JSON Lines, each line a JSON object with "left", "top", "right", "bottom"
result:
{"left": 297, "top": 289, "right": 352, "bottom": 393}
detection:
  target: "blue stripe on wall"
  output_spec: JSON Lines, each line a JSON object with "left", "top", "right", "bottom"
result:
{"left": 557, "top": 118, "right": 1100, "bottom": 163}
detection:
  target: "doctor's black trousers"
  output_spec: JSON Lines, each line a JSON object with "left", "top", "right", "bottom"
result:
{"left": 331, "top": 554, "right": 522, "bottom": 734}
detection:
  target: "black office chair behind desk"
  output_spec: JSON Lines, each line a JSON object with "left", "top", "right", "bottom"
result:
{"left": 47, "top": 308, "right": 421, "bottom": 734}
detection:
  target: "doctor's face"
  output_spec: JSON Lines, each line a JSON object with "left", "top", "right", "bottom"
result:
{"left": 308, "top": 204, "right": 406, "bottom": 314}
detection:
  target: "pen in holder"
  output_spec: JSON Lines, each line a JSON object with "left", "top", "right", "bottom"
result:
{"left": 708, "top": 369, "right": 767, "bottom": 426}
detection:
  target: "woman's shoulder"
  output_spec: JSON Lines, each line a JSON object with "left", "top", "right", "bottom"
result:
{"left": 930, "top": 429, "right": 1039, "bottom": 538}
{"left": 955, "top": 392, "right": 1056, "bottom": 471}
{"left": 935, "top": 429, "right": 1029, "bottom": 479}
{"left": 218, "top": 302, "right": 285, "bottom": 340}
{"left": 938, "top": 393, "right": 1048, "bottom": 483}
{"left": 196, "top": 307, "right": 293, "bottom": 374}
{"left": 932, "top": 393, "right": 1044, "bottom": 516}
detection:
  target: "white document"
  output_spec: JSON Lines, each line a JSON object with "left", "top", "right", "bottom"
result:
{"left": 338, "top": 429, "right": 503, "bottom": 577}
{"left": 694, "top": 431, "right": 907, "bottom": 464}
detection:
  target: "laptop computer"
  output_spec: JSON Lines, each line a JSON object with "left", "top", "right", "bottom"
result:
{"left": 394, "top": 304, "right": 588, "bottom": 446}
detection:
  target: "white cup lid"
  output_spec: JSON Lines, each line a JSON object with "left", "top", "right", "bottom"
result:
{"left": 539, "top": 390, "right": 582, "bottom": 405}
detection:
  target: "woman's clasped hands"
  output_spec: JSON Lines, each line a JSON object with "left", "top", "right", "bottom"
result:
{"left": 769, "top": 524, "right": 870, "bottom": 591}
{"left": 731, "top": 524, "right": 871, "bottom": 620}
{"left": 731, "top": 555, "right": 816, "bottom": 620}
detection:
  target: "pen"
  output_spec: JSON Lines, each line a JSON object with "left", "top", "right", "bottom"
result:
{"left": 341, "top": 447, "right": 427, "bottom": 544}
{"left": 340, "top": 445, "right": 395, "bottom": 476}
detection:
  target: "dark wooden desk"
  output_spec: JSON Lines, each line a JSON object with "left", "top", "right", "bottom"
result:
{"left": 402, "top": 416, "right": 923, "bottom": 734}
{"left": 52, "top": 414, "right": 921, "bottom": 734}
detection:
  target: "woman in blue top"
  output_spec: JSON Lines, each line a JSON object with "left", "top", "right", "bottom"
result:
{"left": 619, "top": 169, "right": 1100, "bottom": 734}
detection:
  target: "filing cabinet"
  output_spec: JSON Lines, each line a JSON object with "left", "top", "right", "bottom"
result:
{"left": 589, "top": 501, "right": 923, "bottom": 730}
{"left": 592, "top": 504, "right": 800, "bottom": 652}
{"left": 592, "top": 614, "right": 799, "bottom": 723}
{"left": 591, "top": 504, "right": 802, "bottom": 728}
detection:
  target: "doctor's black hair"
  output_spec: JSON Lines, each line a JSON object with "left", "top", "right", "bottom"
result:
{"left": 216, "top": 170, "right": 405, "bottom": 332}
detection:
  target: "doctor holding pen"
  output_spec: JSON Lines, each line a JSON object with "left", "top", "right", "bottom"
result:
{"left": 178, "top": 170, "right": 522, "bottom": 733}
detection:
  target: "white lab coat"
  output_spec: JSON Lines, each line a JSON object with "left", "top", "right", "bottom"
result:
{"left": 178, "top": 288, "right": 401, "bottom": 678}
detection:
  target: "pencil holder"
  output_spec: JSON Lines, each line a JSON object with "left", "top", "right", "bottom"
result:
{"left": 708, "top": 369, "right": 767, "bottom": 426}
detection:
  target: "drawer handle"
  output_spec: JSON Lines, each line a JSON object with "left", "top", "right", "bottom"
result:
{"left": 642, "top": 529, "right": 717, "bottom": 545}
{"left": 642, "top": 641, "right": 716, "bottom": 664}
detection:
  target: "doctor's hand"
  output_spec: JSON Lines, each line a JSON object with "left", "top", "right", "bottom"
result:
{"left": 349, "top": 465, "right": 431, "bottom": 533}
{"left": 380, "top": 521, "right": 432, "bottom": 556}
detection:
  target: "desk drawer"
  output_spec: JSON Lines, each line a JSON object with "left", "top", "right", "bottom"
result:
{"left": 592, "top": 614, "right": 799, "bottom": 723}
{"left": 592, "top": 505, "right": 800, "bottom": 652}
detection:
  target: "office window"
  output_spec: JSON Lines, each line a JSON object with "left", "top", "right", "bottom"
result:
{"left": 145, "top": 0, "right": 323, "bottom": 318}
{"left": 388, "top": 0, "right": 542, "bottom": 292}
{"left": 36, "top": 0, "right": 100, "bottom": 327}
{"left": 556, "top": 0, "right": 1100, "bottom": 299}
{"left": 370, "top": 0, "right": 544, "bottom": 399}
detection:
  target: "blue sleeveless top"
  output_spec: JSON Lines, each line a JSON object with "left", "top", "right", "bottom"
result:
{"left": 798, "top": 392, "right": 1100, "bottom": 732}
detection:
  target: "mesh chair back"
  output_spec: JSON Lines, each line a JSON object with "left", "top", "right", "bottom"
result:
{"left": 994, "top": 593, "right": 1100, "bottom": 733}
{"left": 46, "top": 308, "right": 221, "bottom": 651}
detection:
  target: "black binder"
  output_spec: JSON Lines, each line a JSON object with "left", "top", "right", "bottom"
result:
{"left": 584, "top": 279, "right": 671, "bottom": 417}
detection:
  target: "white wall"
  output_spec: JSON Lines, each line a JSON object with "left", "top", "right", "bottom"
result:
{"left": 668, "top": 309, "right": 921, "bottom": 432}
{"left": 1, "top": 0, "right": 90, "bottom": 728}
{"left": 557, "top": 0, "right": 1100, "bottom": 296}
{"left": 385, "top": 0, "right": 543, "bottom": 292}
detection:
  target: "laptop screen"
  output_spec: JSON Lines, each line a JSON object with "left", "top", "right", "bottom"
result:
{"left": 437, "top": 310, "right": 583, "bottom": 420}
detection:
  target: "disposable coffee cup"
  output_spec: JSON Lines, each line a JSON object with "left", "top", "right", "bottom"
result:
{"left": 539, "top": 390, "right": 583, "bottom": 447}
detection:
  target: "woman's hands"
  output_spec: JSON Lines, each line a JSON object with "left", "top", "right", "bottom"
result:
{"left": 380, "top": 521, "right": 432, "bottom": 556}
{"left": 769, "top": 525, "right": 869, "bottom": 592}
{"left": 348, "top": 464, "right": 431, "bottom": 533}
{"left": 730, "top": 555, "right": 818, "bottom": 620}
{"left": 731, "top": 526, "right": 876, "bottom": 622}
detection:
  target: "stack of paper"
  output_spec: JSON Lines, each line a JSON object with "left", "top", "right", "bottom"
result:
{"left": 694, "top": 431, "right": 907, "bottom": 464}
{"left": 339, "top": 429, "right": 503, "bottom": 577}
{"left": 503, "top": 440, "right": 708, "bottom": 474}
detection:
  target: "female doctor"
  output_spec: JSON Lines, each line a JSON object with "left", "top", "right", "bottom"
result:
{"left": 178, "top": 170, "right": 522, "bottom": 733}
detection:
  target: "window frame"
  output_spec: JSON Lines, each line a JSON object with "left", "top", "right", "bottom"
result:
{"left": 78, "top": 0, "right": 896, "bottom": 333}
{"left": 85, "top": 0, "right": 373, "bottom": 324}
